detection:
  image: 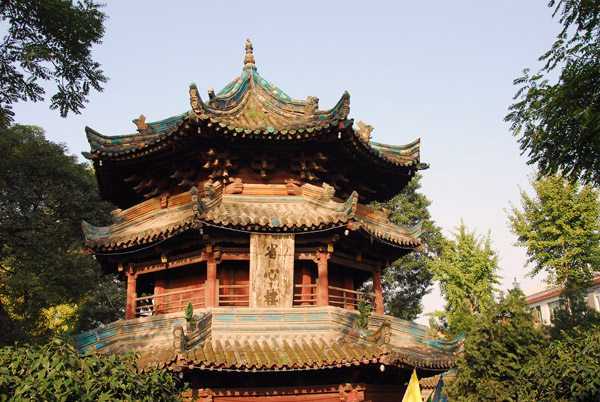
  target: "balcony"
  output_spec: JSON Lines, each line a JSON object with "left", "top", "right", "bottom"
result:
{"left": 133, "top": 281, "right": 376, "bottom": 318}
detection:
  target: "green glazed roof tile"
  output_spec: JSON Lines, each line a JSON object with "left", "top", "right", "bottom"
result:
{"left": 83, "top": 184, "right": 422, "bottom": 251}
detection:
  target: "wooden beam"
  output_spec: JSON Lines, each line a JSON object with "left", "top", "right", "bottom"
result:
{"left": 168, "top": 253, "right": 205, "bottom": 269}
{"left": 295, "top": 251, "right": 318, "bottom": 261}
{"left": 186, "top": 383, "right": 366, "bottom": 401}
{"left": 131, "top": 261, "right": 166, "bottom": 275}
{"left": 220, "top": 252, "right": 250, "bottom": 261}
{"left": 127, "top": 247, "right": 251, "bottom": 275}
{"left": 329, "top": 253, "right": 378, "bottom": 272}
{"left": 294, "top": 233, "right": 341, "bottom": 245}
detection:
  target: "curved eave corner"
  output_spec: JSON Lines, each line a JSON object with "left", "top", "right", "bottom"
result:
{"left": 370, "top": 138, "right": 421, "bottom": 166}
{"left": 353, "top": 202, "right": 423, "bottom": 248}
{"left": 86, "top": 113, "right": 188, "bottom": 157}
{"left": 81, "top": 188, "right": 206, "bottom": 252}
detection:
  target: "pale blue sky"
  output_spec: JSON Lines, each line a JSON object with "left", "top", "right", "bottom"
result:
{"left": 10, "top": 1, "right": 562, "bottom": 321}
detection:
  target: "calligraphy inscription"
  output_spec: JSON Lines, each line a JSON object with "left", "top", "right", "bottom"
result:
{"left": 250, "top": 234, "right": 294, "bottom": 308}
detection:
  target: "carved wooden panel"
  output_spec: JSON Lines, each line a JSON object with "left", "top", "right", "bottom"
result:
{"left": 249, "top": 234, "right": 294, "bottom": 308}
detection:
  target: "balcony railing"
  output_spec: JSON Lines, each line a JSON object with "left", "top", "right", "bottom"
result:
{"left": 134, "top": 282, "right": 374, "bottom": 316}
{"left": 134, "top": 285, "right": 205, "bottom": 317}
{"left": 293, "top": 282, "right": 318, "bottom": 306}
{"left": 218, "top": 282, "right": 250, "bottom": 307}
{"left": 328, "top": 285, "right": 375, "bottom": 310}
{"left": 293, "top": 282, "right": 376, "bottom": 310}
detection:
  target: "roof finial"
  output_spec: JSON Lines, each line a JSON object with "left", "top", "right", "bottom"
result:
{"left": 244, "top": 38, "right": 255, "bottom": 66}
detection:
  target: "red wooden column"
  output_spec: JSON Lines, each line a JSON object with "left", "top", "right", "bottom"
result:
{"left": 300, "top": 266, "right": 312, "bottom": 306}
{"left": 125, "top": 271, "right": 137, "bottom": 320}
{"left": 206, "top": 251, "right": 217, "bottom": 307}
{"left": 154, "top": 274, "right": 166, "bottom": 315}
{"left": 317, "top": 251, "right": 329, "bottom": 307}
{"left": 373, "top": 270, "right": 384, "bottom": 314}
{"left": 221, "top": 268, "right": 230, "bottom": 306}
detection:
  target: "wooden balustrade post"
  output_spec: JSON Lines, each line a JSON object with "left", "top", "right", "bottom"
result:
{"left": 126, "top": 271, "right": 137, "bottom": 320}
{"left": 344, "top": 277, "right": 355, "bottom": 310}
{"left": 206, "top": 252, "right": 217, "bottom": 307}
{"left": 317, "top": 251, "right": 329, "bottom": 307}
{"left": 373, "top": 270, "right": 384, "bottom": 314}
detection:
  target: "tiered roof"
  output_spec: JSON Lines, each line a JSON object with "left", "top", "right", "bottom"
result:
{"left": 81, "top": 40, "right": 427, "bottom": 256}
{"left": 83, "top": 183, "right": 421, "bottom": 253}
{"left": 189, "top": 39, "right": 350, "bottom": 131}
{"left": 84, "top": 40, "right": 425, "bottom": 207}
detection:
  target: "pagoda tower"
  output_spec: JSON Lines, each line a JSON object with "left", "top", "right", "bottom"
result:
{"left": 75, "top": 40, "right": 461, "bottom": 402}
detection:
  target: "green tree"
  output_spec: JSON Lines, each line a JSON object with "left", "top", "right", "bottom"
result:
{"left": 373, "top": 174, "right": 446, "bottom": 320}
{"left": 505, "top": 1, "right": 600, "bottom": 186}
{"left": 0, "top": 124, "right": 114, "bottom": 345}
{"left": 431, "top": 222, "right": 501, "bottom": 339}
{"left": 520, "top": 327, "right": 600, "bottom": 401}
{"left": 447, "top": 286, "right": 545, "bottom": 402}
{"left": 508, "top": 174, "right": 600, "bottom": 288}
{"left": 0, "top": 0, "right": 107, "bottom": 125}
{"left": 548, "top": 281, "right": 600, "bottom": 340}
{"left": 0, "top": 337, "right": 185, "bottom": 401}
{"left": 73, "top": 274, "right": 126, "bottom": 334}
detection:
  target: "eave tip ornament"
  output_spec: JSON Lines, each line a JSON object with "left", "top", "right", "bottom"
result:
{"left": 244, "top": 38, "right": 256, "bottom": 69}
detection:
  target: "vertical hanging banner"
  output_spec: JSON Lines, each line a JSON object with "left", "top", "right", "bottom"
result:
{"left": 250, "top": 234, "right": 294, "bottom": 308}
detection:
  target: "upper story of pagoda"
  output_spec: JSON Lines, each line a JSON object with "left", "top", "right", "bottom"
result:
{"left": 85, "top": 39, "right": 426, "bottom": 210}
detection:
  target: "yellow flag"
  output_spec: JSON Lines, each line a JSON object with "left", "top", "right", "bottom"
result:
{"left": 402, "top": 369, "right": 422, "bottom": 402}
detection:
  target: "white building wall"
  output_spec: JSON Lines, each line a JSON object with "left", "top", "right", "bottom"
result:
{"left": 523, "top": 280, "right": 600, "bottom": 325}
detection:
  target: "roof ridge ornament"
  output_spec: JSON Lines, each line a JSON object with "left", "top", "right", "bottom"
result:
{"left": 244, "top": 38, "right": 256, "bottom": 68}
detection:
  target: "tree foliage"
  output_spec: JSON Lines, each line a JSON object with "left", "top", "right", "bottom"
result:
{"left": 508, "top": 174, "right": 600, "bottom": 287}
{"left": 0, "top": 337, "right": 184, "bottom": 401}
{"left": 447, "top": 287, "right": 545, "bottom": 402}
{"left": 373, "top": 174, "right": 446, "bottom": 320}
{"left": 548, "top": 281, "right": 600, "bottom": 340}
{"left": 506, "top": 0, "right": 600, "bottom": 186}
{"left": 73, "top": 274, "right": 126, "bottom": 334}
{"left": 520, "top": 327, "right": 600, "bottom": 401}
{"left": 431, "top": 222, "right": 501, "bottom": 339}
{"left": 0, "top": 124, "right": 114, "bottom": 345}
{"left": 0, "top": 0, "right": 107, "bottom": 125}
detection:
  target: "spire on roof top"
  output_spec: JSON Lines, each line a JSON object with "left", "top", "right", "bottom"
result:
{"left": 244, "top": 38, "right": 255, "bottom": 66}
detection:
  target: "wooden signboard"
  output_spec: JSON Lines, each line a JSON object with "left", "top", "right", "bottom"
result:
{"left": 249, "top": 234, "right": 294, "bottom": 308}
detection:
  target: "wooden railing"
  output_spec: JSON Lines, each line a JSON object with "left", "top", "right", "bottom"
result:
{"left": 134, "top": 282, "right": 374, "bottom": 315}
{"left": 328, "top": 285, "right": 375, "bottom": 310}
{"left": 134, "top": 285, "right": 205, "bottom": 317}
{"left": 218, "top": 282, "right": 250, "bottom": 307}
{"left": 293, "top": 282, "right": 375, "bottom": 310}
{"left": 293, "top": 282, "right": 318, "bottom": 306}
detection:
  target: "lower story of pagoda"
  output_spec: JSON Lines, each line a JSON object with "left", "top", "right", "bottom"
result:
{"left": 74, "top": 306, "right": 462, "bottom": 402}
